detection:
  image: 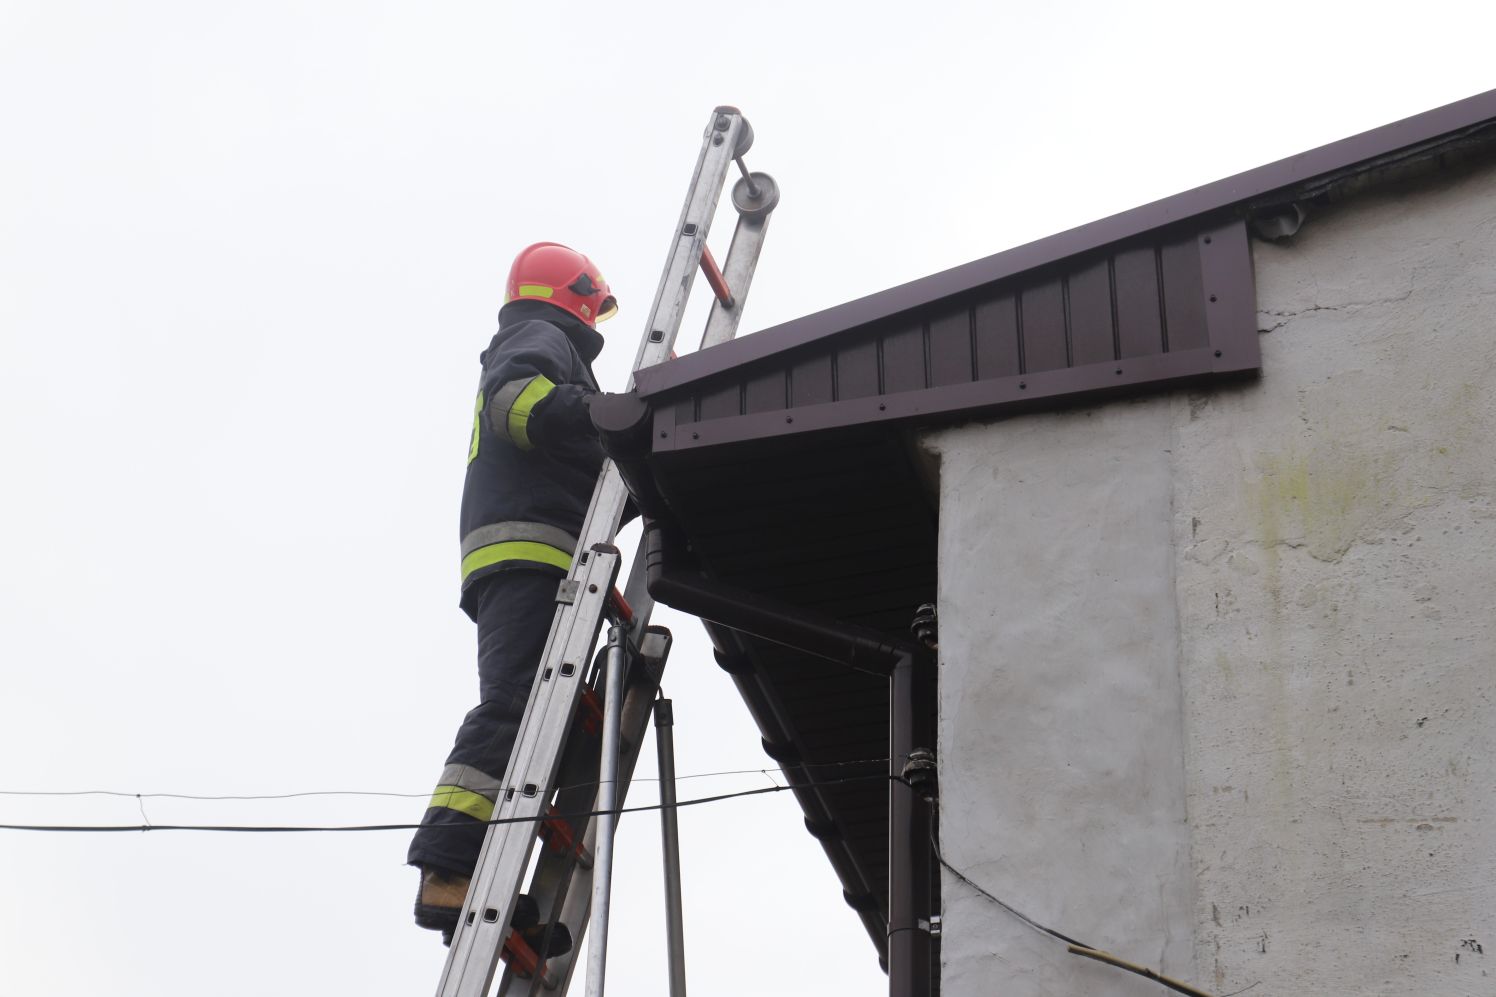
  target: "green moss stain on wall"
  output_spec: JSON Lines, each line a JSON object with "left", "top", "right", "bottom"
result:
{"left": 1252, "top": 447, "right": 1402, "bottom": 563}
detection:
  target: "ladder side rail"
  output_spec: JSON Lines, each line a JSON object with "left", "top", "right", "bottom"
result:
{"left": 626, "top": 110, "right": 750, "bottom": 385}
{"left": 617, "top": 138, "right": 774, "bottom": 628}
{"left": 445, "top": 547, "right": 608, "bottom": 948}
{"left": 503, "top": 629, "right": 672, "bottom": 997}
{"left": 438, "top": 547, "right": 622, "bottom": 997}
{"left": 617, "top": 518, "right": 660, "bottom": 652}
{"left": 507, "top": 110, "right": 748, "bottom": 990}
{"left": 699, "top": 212, "right": 771, "bottom": 351}
{"left": 506, "top": 121, "right": 776, "bottom": 994}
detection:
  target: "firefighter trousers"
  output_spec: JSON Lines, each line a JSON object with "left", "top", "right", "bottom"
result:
{"left": 407, "top": 570, "right": 559, "bottom": 876}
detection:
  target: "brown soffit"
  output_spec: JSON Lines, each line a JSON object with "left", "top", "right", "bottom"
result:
{"left": 636, "top": 87, "right": 1496, "bottom": 398}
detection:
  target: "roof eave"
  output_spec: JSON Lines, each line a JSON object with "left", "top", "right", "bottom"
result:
{"left": 637, "top": 87, "right": 1496, "bottom": 397}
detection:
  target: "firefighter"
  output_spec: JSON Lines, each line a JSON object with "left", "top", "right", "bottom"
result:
{"left": 409, "top": 242, "right": 618, "bottom": 949}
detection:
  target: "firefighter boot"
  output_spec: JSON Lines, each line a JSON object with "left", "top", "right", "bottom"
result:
{"left": 415, "top": 871, "right": 573, "bottom": 956}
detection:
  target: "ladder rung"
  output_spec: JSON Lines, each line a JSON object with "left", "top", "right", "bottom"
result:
{"left": 606, "top": 586, "right": 634, "bottom": 626}
{"left": 577, "top": 687, "right": 603, "bottom": 738}
{"left": 698, "top": 245, "right": 735, "bottom": 309}
{"left": 539, "top": 806, "right": 594, "bottom": 869}
{"left": 500, "top": 933, "right": 558, "bottom": 990}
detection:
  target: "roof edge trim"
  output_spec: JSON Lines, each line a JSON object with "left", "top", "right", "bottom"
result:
{"left": 637, "top": 88, "right": 1496, "bottom": 397}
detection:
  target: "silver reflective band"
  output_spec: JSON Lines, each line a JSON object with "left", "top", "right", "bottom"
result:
{"left": 486, "top": 376, "right": 537, "bottom": 441}
{"left": 438, "top": 763, "right": 504, "bottom": 801}
{"left": 486, "top": 378, "right": 528, "bottom": 435}
{"left": 460, "top": 521, "right": 580, "bottom": 560}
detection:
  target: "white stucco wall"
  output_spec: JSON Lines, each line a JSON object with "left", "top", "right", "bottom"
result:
{"left": 927, "top": 159, "right": 1496, "bottom": 997}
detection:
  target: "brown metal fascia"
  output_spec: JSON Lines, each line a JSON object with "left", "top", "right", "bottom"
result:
{"left": 635, "top": 88, "right": 1496, "bottom": 398}
{"left": 642, "top": 217, "right": 1259, "bottom": 455}
{"left": 650, "top": 347, "right": 1246, "bottom": 455}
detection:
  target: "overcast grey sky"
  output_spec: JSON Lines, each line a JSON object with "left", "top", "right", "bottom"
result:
{"left": 1, "top": 2, "right": 1491, "bottom": 995}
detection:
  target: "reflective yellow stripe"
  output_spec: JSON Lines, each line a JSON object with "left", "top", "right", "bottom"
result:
{"left": 429, "top": 785, "right": 494, "bottom": 822}
{"left": 515, "top": 284, "right": 555, "bottom": 299}
{"left": 460, "top": 540, "right": 572, "bottom": 582}
{"left": 468, "top": 390, "right": 484, "bottom": 464}
{"left": 506, "top": 374, "right": 556, "bottom": 451}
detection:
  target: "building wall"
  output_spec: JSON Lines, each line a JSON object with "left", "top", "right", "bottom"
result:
{"left": 926, "top": 158, "right": 1496, "bottom": 997}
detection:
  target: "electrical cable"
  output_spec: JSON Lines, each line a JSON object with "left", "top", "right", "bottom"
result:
{"left": 0, "top": 756, "right": 891, "bottom": 804}
{"left": 931, "top": 824, "right": 1246, "bottom": 997}
{"left": 7, "top": 761, "right": 1266, "bottom": 997}
{"left": 0, "top": 771, "right": 897, "bottom": 833}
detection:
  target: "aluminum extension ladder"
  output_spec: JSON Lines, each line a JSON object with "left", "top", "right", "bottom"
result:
{"left": 436, "top": 106, "right": 779, "bottom": 997}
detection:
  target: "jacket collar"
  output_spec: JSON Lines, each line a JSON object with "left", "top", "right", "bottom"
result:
{"left": 497, "top": 300, "right": 606, "bottom": 364}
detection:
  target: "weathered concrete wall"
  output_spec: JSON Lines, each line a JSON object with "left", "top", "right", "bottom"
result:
{"left": 927, "top": 158, "right": 1496, "bottom": 997}
{"left": 932, "top": 400, "right": 1196, "bottom": 997}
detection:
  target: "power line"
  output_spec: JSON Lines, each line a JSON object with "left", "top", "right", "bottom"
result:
{"left": 0, "top": 772, "right": 896, "bottom": 833}
{"left": 932, "top": 826, "right": 1252, "bottom": 997}
{"left": 0, "top": 757, "right": 890, "bottom": 804}
{"left": 8, "top": 771, "right": 1262, "bottom": 997}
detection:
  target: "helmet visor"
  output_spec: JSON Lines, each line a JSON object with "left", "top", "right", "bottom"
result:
{"left": 595, "top": 295, "right": 619, "bottom": 323}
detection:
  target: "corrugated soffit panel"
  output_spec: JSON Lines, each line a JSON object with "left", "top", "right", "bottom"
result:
{"left": 648, "top": 218, "right": 1258, "bottom": 452}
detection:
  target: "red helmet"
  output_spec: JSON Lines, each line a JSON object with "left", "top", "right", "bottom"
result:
{"left": 505, "top": 242, "right": 618, "bottom": 328}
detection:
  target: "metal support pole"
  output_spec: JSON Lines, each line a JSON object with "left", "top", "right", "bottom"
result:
{"left": 654, "top": 698, "right": 688, "bottom": 997}
{"left": 585, "top": 626, "right": 629, "bottom": 997}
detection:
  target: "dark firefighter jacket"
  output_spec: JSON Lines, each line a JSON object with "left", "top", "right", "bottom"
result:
{"left": 459, "top": 299, "right": 606, "bottom": 618}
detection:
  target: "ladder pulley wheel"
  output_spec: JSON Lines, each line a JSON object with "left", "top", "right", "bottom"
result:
{"left": 731, "top": 171, "right": 779, "bottom": 220}
{"left": 733, "top": 117, "right": 755, "bottom": 157}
